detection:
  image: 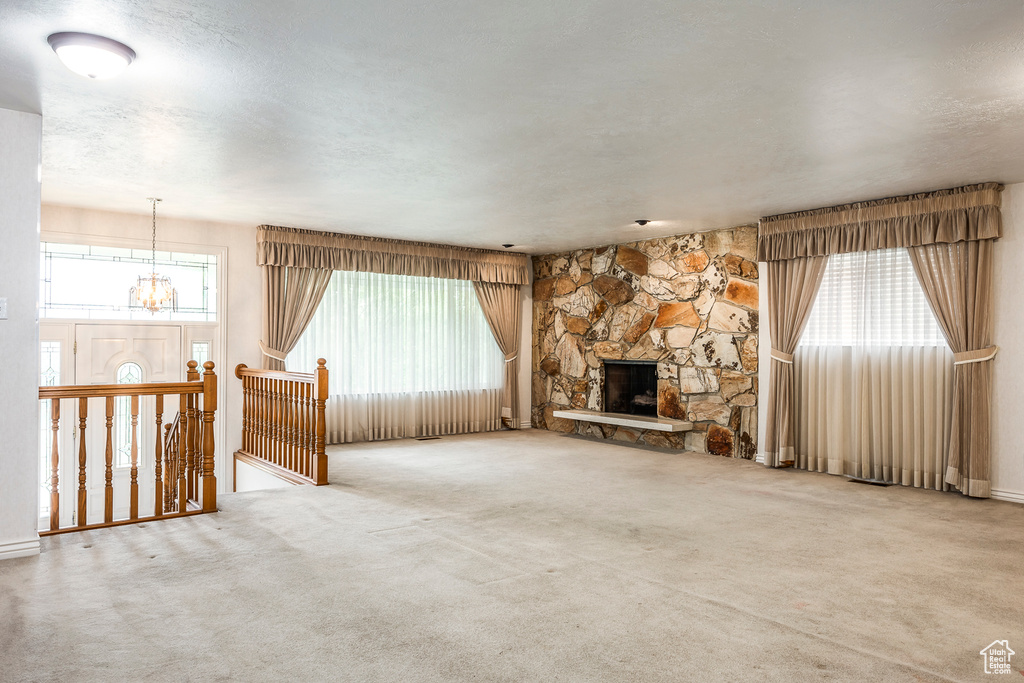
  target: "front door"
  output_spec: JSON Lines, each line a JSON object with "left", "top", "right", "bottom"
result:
{"left": 74, "top": 324, "right": 182, "bottom": 524}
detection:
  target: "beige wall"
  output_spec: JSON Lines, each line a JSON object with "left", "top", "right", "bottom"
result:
{"left": 40, "top": 204, "right": 263, "bottom": 491}
{"left": 991, "top": 182, "right": 1024, "bottom": 501}
{"left": 757, "top": 181, "right": 1024, "bottom": 503}
{"left": 0, "top": 109, "right": 42, "bottom": 559}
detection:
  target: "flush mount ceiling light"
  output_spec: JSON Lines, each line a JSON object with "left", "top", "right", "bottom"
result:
{"left": 635, "top": 219, "right": 651, "bottom": 226}
{"left": 47, "top": 32, "right": 136, "bottom": 80}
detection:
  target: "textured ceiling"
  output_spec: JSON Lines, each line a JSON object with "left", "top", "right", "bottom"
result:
{"left": 1, "top": 0, "right": 1023, "bottom": 253}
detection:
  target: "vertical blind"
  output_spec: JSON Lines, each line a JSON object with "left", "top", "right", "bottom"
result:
{"left": 287, "top": 270, "right": 504, "bottom": 443}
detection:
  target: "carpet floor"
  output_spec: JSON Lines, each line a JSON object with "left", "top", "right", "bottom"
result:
{"left": 1, "top": 429, "right": 1022, "bottom": 682}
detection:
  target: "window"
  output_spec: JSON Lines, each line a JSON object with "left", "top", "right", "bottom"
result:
{"left": 800, "top": 248, "right": 946, "bottom": 347}
{"left": 191, "top": 341, "right": 211, "bottom": 367}
{"left": 115, "top": 362, "right": 143, "bottom": 468}
{"left": 794, "top": 248, "right": 953, "bottom": 488}
{"left": 288, "top": 270, "right": 503, "bottom": 395}
{"left": 41, "top": 242, "right": 217, "bottom": 321}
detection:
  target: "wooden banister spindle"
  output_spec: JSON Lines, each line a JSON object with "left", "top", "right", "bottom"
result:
{"left": 49, "top": 399, "right": 60, "bottom": 531}
{"left": 262, "top": 376, "right": 269, "bottom": 459}
{"left": 77, "top": 398, "right": 88, "bottom": 527}
{"left": 305, "top": 381, "right": 314, "bottom": 478}
{"left": 288, "top": 381, "right": 296, "bottom": 473}
{"left": 104, "top": 396, "right": 114, "bottom": 523}
{"left": 268, "top": 377, "right": 274, "bottom": 464}
{"left": 269, "top": 378, "right": 277, "bottom": 465}
{"left": 252, "top": 377, "right": 259, "bottom": 457}
{"left": 154, "top": 395, "right": 163, "bottom": 518}
{"left": 258, "top": 377, "right": 266, "bottom": 460}
{"left": 299, "top": 382, "right": 309, "bottom": 477}
{"left": 185, "top": 392, "right": 194, "bottom": 500}
{"left": 273, "top": 378, "right": 281, "bottom": 466}
{"left": 314, "top": 358, "right": 328, "bottom": 485}
{"left": 129, "top": 395, "right": 139, "bottom": 520}
{"left": 178, "top": 393, "right": 188, "bottom": 513}
{"left": 201, "top": 361, "right": 217, "bottom": 513}
{"left": 296, "top": 382, "right": 303, "bottom": 474}
{"left": 186, "top": 361, "right": 199, "bottom": 502}
{"left": 281, "top": 380, "right": 288, "bottom": 467}
{"left": 266, "top": 378, "right": 273, "bottom": 464}
{"left": 278, "top": 380, "right": 285, "bottom": 468}
{"left": 163, "top": 422, "right": 173, "bottom": 513}
{"left": 263, "top": 378, "right": 270, "bottom": 463}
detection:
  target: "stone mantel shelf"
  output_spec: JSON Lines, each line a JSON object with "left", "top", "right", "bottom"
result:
{"left": 552, "top": 409, "right": 693, "bottom": 432}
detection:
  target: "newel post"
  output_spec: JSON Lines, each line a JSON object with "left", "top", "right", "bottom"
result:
{"left": 314, "top": 358, "right": 328, "bottom": 485}
{"left": 201, "top": 361, "right": 218, "bottom": 512}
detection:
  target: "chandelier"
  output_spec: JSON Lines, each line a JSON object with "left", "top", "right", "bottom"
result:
{"left": 130, "top": 198, "right": 177, "bottom": 313}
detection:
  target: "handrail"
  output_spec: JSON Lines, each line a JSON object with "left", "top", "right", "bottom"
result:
{"left": 40, "top": 382, "right": 203, "bottom": 399}
{"left": 234, "top": 366, "right": 319, "bottom": 384}
{"left": 37, "top": 360, "right": 218, "bottom": 535}
{"left": 233, "top": 359, "right": 328, "bottom": 486}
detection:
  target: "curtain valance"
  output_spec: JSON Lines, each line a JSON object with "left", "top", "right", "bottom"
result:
{"left": 757, "top": 183, "right": 1003, "bottom": 262}
{"left": 257, "top": 225, "right": 531, "bottom": 285}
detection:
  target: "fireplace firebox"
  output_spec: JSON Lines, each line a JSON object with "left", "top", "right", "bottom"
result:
{"left": 603, "top": 361, "right": 658, "bottom": 417}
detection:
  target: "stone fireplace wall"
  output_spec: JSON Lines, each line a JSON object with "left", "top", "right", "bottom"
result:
{"left": 530, "top": 226, "right": 759, "bottom": 458}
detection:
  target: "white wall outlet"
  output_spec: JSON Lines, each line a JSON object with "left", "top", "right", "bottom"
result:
{"left": 0, "top": 297, "right": 7, "bottom": 320}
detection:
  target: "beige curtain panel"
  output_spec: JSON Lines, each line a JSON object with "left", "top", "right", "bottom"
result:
{"left": 757, "top": 183, "right": 1003, "bottom": 262}
{"left": 257, "top": 225, "right": 531, "bottom": 285}
{"left": 473, "top": 281, "right": 522, "bottom": 428}
{"left": 261, "top": 265, "right": 333, "bottom": 371}
{"left": 909, "top": 240, "right": 997, "bottom": 497}
{"left": 763, "top": 256, "right": 829, "bottom": 468}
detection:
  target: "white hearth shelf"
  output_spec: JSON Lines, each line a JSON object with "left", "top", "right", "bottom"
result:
{"left": 552, "top": 409, "right": 692, "bottom": 432}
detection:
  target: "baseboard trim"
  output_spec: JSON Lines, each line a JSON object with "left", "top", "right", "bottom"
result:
{"left": 755, "top": 453, "right": 765, "bottom": 464}
{"left": 519, "top": 421, "right": 532, "bottom": 429}
{"left": 0, "top": 538, "right": 40, "bottom": 561}
{"left": 991, "top": 488, "right": 1024, "bottom": 504}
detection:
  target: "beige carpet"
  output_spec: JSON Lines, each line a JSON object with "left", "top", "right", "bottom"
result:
{"left": 1, "top": 429, "right": 1022, "bottom": 682}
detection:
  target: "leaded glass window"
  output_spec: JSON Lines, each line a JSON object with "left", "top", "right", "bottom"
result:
{"left": 41, "top": 242, "right": 217, "bottom": 321}
{"left": 115, "top": 362, "right": 143, "bottom": 468}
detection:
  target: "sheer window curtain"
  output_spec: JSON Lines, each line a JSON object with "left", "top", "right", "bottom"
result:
{"left": 794, "top": 248, "right": 954, "bottom": 488}
{"left": 287, "top": 270, "right": 505, "bottom": 443}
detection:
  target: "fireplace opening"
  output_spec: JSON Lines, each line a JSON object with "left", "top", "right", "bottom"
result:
{"left": 603, "top": 361, "right": 657, "bottom": 417}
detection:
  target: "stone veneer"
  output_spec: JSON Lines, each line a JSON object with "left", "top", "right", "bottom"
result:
{"left": 531, "top": 226, "right": 759, "bottom": 458}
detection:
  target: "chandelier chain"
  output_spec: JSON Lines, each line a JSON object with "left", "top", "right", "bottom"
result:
{"left": 149, "top": 197, "right": 161, "bottom": 275}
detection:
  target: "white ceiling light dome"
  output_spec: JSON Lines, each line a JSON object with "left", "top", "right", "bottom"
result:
{"left": 47, "top": 32, "right": 136, "bottom": 80}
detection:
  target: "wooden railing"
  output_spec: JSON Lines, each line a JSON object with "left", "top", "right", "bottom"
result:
{"left": 234, "top": 359, "right": 328, "bottom": 486}
{"left": 38, "top": 360, "right": 218, "bottom": 535}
